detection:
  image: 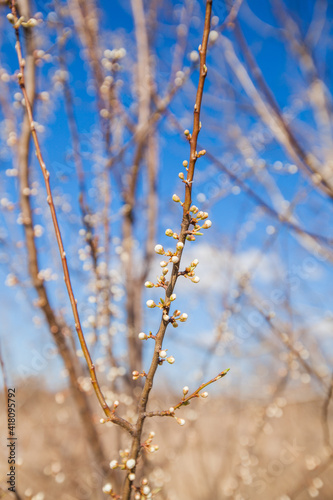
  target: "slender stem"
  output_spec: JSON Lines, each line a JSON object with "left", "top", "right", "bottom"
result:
{"left": 121, "top": 2, "right": 213, "bottom": 498}
{"left": 9, "top": 1, "right": 134, "bottom": 438}
{"left": 144, "top": 368, "right": 230, "bottom": 418}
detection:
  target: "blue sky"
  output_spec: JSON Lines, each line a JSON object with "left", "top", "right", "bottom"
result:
{"left": 0, "top": 0, "right": 332, "bottom": 396}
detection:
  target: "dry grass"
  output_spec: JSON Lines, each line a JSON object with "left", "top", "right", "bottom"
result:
{"left": 1, "top": 379, "right": 332, "bottom": 500}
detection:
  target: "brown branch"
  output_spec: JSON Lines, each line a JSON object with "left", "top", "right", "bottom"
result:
{"left": 9, "top": 0, "right": 134, "bottom": 438}
{"left": 144, "top": 368, "right": 230, "bottom": 418}
{"left": 322, "top": 373, "right": 333, "bottom": 450}
{"left": 120, "top": 2, "right": 213, "bottom": 499}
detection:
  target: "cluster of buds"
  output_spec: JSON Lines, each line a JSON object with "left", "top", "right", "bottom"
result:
{"left": 186, "top": 206, "right": 212, "bottom": 241}
{"left": 134, "top": 478, "right": 155, "bottom": 500}
{"left": 7, "top": 13, "right": 39, "bottom": 29}
{"left": 179, "top": 258, "right": 200, "bottom": 283}
{"left": 154, "top": 243, "right": 183, "bottom": 267}
{"left": 110, "top": 450, "right": 136, "bottom": 471}
{"left": 165, "top": 309, "right": 188, "bottom": 328}
{"left": 141, "top": 431, "right": 159, "bottom": 454}
{"left": 132, "top": 370, "right": 147, "bottom": 381}
{"left": 145, "top": 293, "right": 176, "bottom": 311}
{"left": 158, "top": 349, "right": 175, "bottom": 365}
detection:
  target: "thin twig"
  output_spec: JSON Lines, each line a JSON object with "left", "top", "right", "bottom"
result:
{"left": 121, "top": 2, "right": 214, "bottom": 498}
{"left": 9, "top": 1, "right": 134, "bottom": 438}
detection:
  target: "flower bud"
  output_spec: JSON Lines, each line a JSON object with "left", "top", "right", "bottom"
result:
{"left": 154, "top": 244, "right": 165, "bottom": 255}
{"left": 176, "top": 242, "right": 184, "bottom": 250}
{"left": 171, "top": 256, "right": 179, "bottom": 264}
{"left": 191, "top": 259, "right": 199, "bottom": 267}
{"left": 169, "top": 407, "right": 175, "bottom": 413}
{"left": 176, "top": 418, "right": 185, "bottom": 425}
{"left": 172, "top": 233, "right": 179, "bottom": 239}
{"left": 191, "top": 276, "right": 200, "bottom": 283}
{"left": 146, "top": 300, "right": 156, "bottom": 308}
{"left": 183, "top": 386, "right": 189, "bottom": 395}
{"left": 138, "top": 332, "right": 147, "bottom": 340}
{"left": 179, "top": 313, "right": 188, "bottom": 322}
{"left": 160, "top": 260, "right": 168, "bottom": 267}
{"left": 165, "top": 228, "right": 174, "bottom": 237}
{"left": 178, "top": 172, "right": 184, "bottom": 180}
{"left": 201, "top": 391, "right": 208, "bottom": 398}
{"left": 183, "top": 160, "right": 188, "bottom": 167}
{"left": 110, "top": 460, "right": 118, "bottom": 469}
{"left": 126, "top": 459, "right": 136, "bottom": 470}
{"left": 170, "top": 294, "right": 176, "bottom": 301}
{"left": 172, "top": 322, "right": 179, "bottom": 328}
{"left": 145, "top": 281, "right": 154, "bottom": 288}
{"left": 7, "top": 13, "right": 15, "bottom": 23}
{"left": 190, "top": 205, "right": 199, "bottom": 213}
{"left": 103, "top": 483, "right": 113, "bottom": 493}
{"left": 163, "top": 314, "right": 170, "bottom": 322}
{"left": 184, "top": 129, "right": 190, "bottom": 136}
{"left": 128, "top": 473, "right": 135, "bottom": 481}
{"left": 202, "top": 220, "right": 212, "bottom": 229}
{"left": 132, "top": 370, "right": 140, "bottom": 380}
{"left": 167, "top": 356, "right": 175, "bottom": 364}
{"left": 162, "top": 268, "right": 168, "bottom": 275}
{"left": 172, "top": 194, "right": 180, "bottom": 203}
{"left": 159, "top": 350, "right": 167, "bottom": 359}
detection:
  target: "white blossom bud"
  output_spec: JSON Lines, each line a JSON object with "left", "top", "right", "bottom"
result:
{"left": 110, "top": 460, "right": 118, "bottom": 469}
{"left": 143, "top": 486, "right": 150, "bottom": 495}
{"left": 176, "top": 242, "right": 184, "bottom": 250}
{"left": 176, "top": 417, "right": 185, "bottom": 425}
{"left": 201, "top": 392, "right": 208, "bottom": 398}
{"left": 146, "top": 300, "right": 156, "bottom": 308}
{"left": 160, "top": 260, "right": 168, "bottom": 267}
{"left": 178, "top": 172, "right": 184, "bottom": 180}
{"left": 209, "top": 30, "right": 219, "bottom": 43}
{"left": 190, "top": 205, "right": 199, "bottom": 213}
{"left": 169, "top": 407, "right": 175, "bottom": 413}
{"left": 159, "top": 350, "right": 167, "bottom": 359}
{"left": 172, "top": 194, "right": 180, "bottom": 203}
{"left": 191, "top": 276, "right": 200, "bottom": 283}
{"left": 145, "top": 281, "right": 154, "bottom": 288}
{"left": 170, "top": 294, "right": 176, "bottom": 301}
{"left": 167, "top": 356, "right": 175, "bottom": 364}
{"left": 138, "top": 332, "right": 147, "bottom": 340}
{"left": 202, "top": 220, "right": 212, "bottom": 229}
{"left": 183, "top": 160, "right": 188, "bottom": 167}
{"left": 191, "top": 259, "right": 199, "bottom": 267}
{"left": 128, "top": 473, "right": 135, "bottom": 481}
{"left": 7, "top": 13, "right": 15, "bottom": 23}
{"left": 126, "top": 459, "right": 136, "bottom": 470}
{"left": 179, "top": 313, "right": 188, "bottom": 322}
{"left": 183, "top": 386, "right": 189, "bottom": 395}
{"left": 163, "top": 314, "right": 170, "bottom": 322}
{"left": 102, "top": 483, "right": 113, "bottom": 493}
{"left": 165, "top": 228, "right": 174, "bottom": 237}
{"left": 190, "top": 50, "right": 199, "bottom": 62}
{"left": 172, "top": 256, "right": 179, "bottom": 264}
{"left": 154, "top": 244, "right": 165, "bottom": 255}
